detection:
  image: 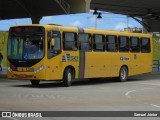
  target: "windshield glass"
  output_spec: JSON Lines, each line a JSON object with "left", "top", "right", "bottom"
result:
{"left": 7, "top": 26, "right": 45, "bottom": 60}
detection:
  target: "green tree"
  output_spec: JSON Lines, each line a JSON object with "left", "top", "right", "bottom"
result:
{"left": 0, "top": 31, "right": 8, "bottom": 67}
{"left": 153, "top": 37, "right": 160, "bottom": 60}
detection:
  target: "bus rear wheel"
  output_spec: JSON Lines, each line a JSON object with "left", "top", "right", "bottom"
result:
{"left": 30, "top": 80, "right": 40, "bottom": 86}
{"left": 119, "top": 66, "right": 128, "bottom": 82}
{"left": 63, "top": 68, "right": 73, "bottom": 87}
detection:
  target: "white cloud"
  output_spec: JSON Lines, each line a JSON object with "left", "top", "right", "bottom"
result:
{"left": 114, "top": 22, "right": 134, "bottom": 30}
{"left": 43, "top": 16, "right": 53, "bottom": 20}
{"left": 70, "top": 20, "right": 83, "bottom": 27}
{"left": 114, "top": 23, "right": 127, "bottom": 30}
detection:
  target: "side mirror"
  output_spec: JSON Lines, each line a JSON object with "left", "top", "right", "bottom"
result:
{"left": 51, "top": 38, "right": 55, "bottom": 47}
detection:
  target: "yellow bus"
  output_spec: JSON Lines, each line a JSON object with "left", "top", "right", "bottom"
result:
{"left": 7, "top": 24, "right": 152, "bottom": 86}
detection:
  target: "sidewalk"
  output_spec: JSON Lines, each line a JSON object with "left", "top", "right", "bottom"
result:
{"left": 0, "top": 67, "right": 7, "bottom": 79}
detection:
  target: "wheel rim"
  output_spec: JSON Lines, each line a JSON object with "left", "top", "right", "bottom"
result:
{"left": 68, "top": 72, "right": 72, "bottom": 83}
{"left": 121, "top": 69, "right": 126, "bottom": 80}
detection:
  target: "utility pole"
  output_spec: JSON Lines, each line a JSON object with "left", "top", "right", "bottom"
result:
{"left": 94, "top": 15, "right": 98, "bottom": 28}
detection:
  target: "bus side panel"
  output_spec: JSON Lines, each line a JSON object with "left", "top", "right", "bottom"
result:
{"left": 110, "top": 52, "right": 120, "bottom": 77}
{"left": 45, "top": 54, "right": 63, "bottom": 80}
{"left": 129, "top": 53, "right": 141, "bottom": 76}
{"left": 61, "top": 51, "right": 79, "bottom": 79}
{"left": 139, "top": 37, "right": 153, "bottom": 74}
{"left": 78, "top": 51, "right": 90, "bottom": 79}
{"left": 46, "top": 51, "right": 79, "bottom": 80}
{"left": 119, "top": 53, "right": 131, "bottom": 75}
{"left": 139, "top": 53, "right": 152, "bottom": 74}
{"left": 85, "top": 52, "right": 111, "bottom": 78}
{"left": 111, "top": 53, "right": 132, "bottom": 77}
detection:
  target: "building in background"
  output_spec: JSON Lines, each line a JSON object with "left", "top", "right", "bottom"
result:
{"left": 152, "top": 32, "right": 160, "bottom": 38}
{"left": 124, "top": 27, "right": 142, "bottom": 33}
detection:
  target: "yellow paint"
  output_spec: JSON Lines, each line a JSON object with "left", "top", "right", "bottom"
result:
{"left": 7, "top": 24, "right": 152, "bottom": 81}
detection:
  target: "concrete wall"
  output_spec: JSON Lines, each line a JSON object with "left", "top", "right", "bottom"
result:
{"left": 67, "top": 0, "right": 91, "bottom": 13}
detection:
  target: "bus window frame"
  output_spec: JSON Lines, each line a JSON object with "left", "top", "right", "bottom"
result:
{"left": 119, "top": 36, "right": 129, "bottom": 52}
{"left": 130, "top": 36, "right": 140, "bottom": 53}
{"left": 106, "top": 35, "right": 118, "bottom": 52}
{"left": 78, "top": 33, "right": 92, "bottom": 52}
{"left": 47, "top": 31, "right": 62, "bottom": 59}
{"left": 141, "top": 37, "right": 151, "bottom": 53}
{"left": 62, "top": 32, "right": 78, "bottom": 51}
{"left": 93, "top": 34, "right": 105, "bottom": 52}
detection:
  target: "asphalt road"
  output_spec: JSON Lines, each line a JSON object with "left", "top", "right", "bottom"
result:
{"left": 0, "top": 72, "right": 160, "bottom": 120}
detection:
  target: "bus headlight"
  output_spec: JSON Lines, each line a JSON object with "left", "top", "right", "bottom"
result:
{"left": 8, "top": 67, "right": 12, "bottom": 72}
{"left": 34, "top": 66, "right": 46, "bottom": 73}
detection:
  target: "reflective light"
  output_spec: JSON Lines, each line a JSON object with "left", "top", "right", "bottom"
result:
{"left": 34, "top": 66, "right": 46, "bottom": 73}
{"left": 8, "top": 67, "right": 12, "bottom": 72}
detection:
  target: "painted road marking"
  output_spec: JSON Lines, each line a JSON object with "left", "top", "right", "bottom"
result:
{"left": 150, "top": 104, "right": 160, "bottom": 108}
{"left": 140, "top": 83, "right": 160, "bottom": 86}
{"left": 125, "top": 90, "right": 136, "bottom": 98}
{"left": 125, "top": 88, "right": 160, "bottom": 109}
{"left": 125, "top": 88, "right": 152, "bottom": 98}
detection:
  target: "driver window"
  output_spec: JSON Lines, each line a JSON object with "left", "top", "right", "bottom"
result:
{"left": 48, "top": 31, "right": 61, "bottom": 59}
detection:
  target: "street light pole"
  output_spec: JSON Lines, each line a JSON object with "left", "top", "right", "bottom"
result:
{"left": 127, "top": 16, "right": 129, "bottom": 29}
{"left": 95, "top": 15, "right": 97, "bottom": 28}
{"left": 93, "top": 9, "right": 102, "bottom": 29}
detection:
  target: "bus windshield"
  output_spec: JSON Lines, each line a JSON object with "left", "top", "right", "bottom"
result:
{"left": 7, "top": 26, "right": 45, "bottom": 60}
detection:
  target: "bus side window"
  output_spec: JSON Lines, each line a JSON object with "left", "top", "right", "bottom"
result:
{"left": 78, "top": 33, "right": 92, "bottom": 51}
{"left": 106, "top": 35, "right": 118, "bottom": 52}
{"left": 119, "top": 36, "right": 129, "bottom": 52}
{"left": 130, "top": 37, "right": 140, "bottom": 52}
{"left": 93, "top": 34, "right": 105, "bottom": 51}
{"left": 141, "top": 38, "right": 150, "bottom": 53}
{"left": 48, "top": 31, "right": 61, "bottom": 59}
{"left": 63, "top": 32, "right": 77, "bottom": 51}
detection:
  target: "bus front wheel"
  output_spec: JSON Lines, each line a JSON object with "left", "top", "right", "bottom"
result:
{"left": 63, "top": 68, "right": 73, "bottom": 87}
{"left": 30, "top": 80, "right": 40, "bottom": 86}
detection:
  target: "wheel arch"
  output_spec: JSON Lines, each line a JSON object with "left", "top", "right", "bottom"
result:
{"left": 120, "top": 65, "right": 129, "bottom": 75}
{"left": 63, "top": 65, "right": 76, "bottom": 79}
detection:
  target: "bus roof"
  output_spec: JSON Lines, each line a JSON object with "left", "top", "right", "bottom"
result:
{"left": 10, "top": 24, "right": 152, "bottom": 37}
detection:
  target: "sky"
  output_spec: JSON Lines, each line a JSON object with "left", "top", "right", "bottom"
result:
{"left": 0, "top": 11, "right": 142, "bottom": 31}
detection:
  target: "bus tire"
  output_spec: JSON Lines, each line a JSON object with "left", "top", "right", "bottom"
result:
{"left": 63, "top": 68, "right": 72, "bottom": 87}
{"left": 119, "top": 66, "right": 128, "bottom": 82}
{"left": 30, "top": 80, "right": 40, "bottom": 86}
